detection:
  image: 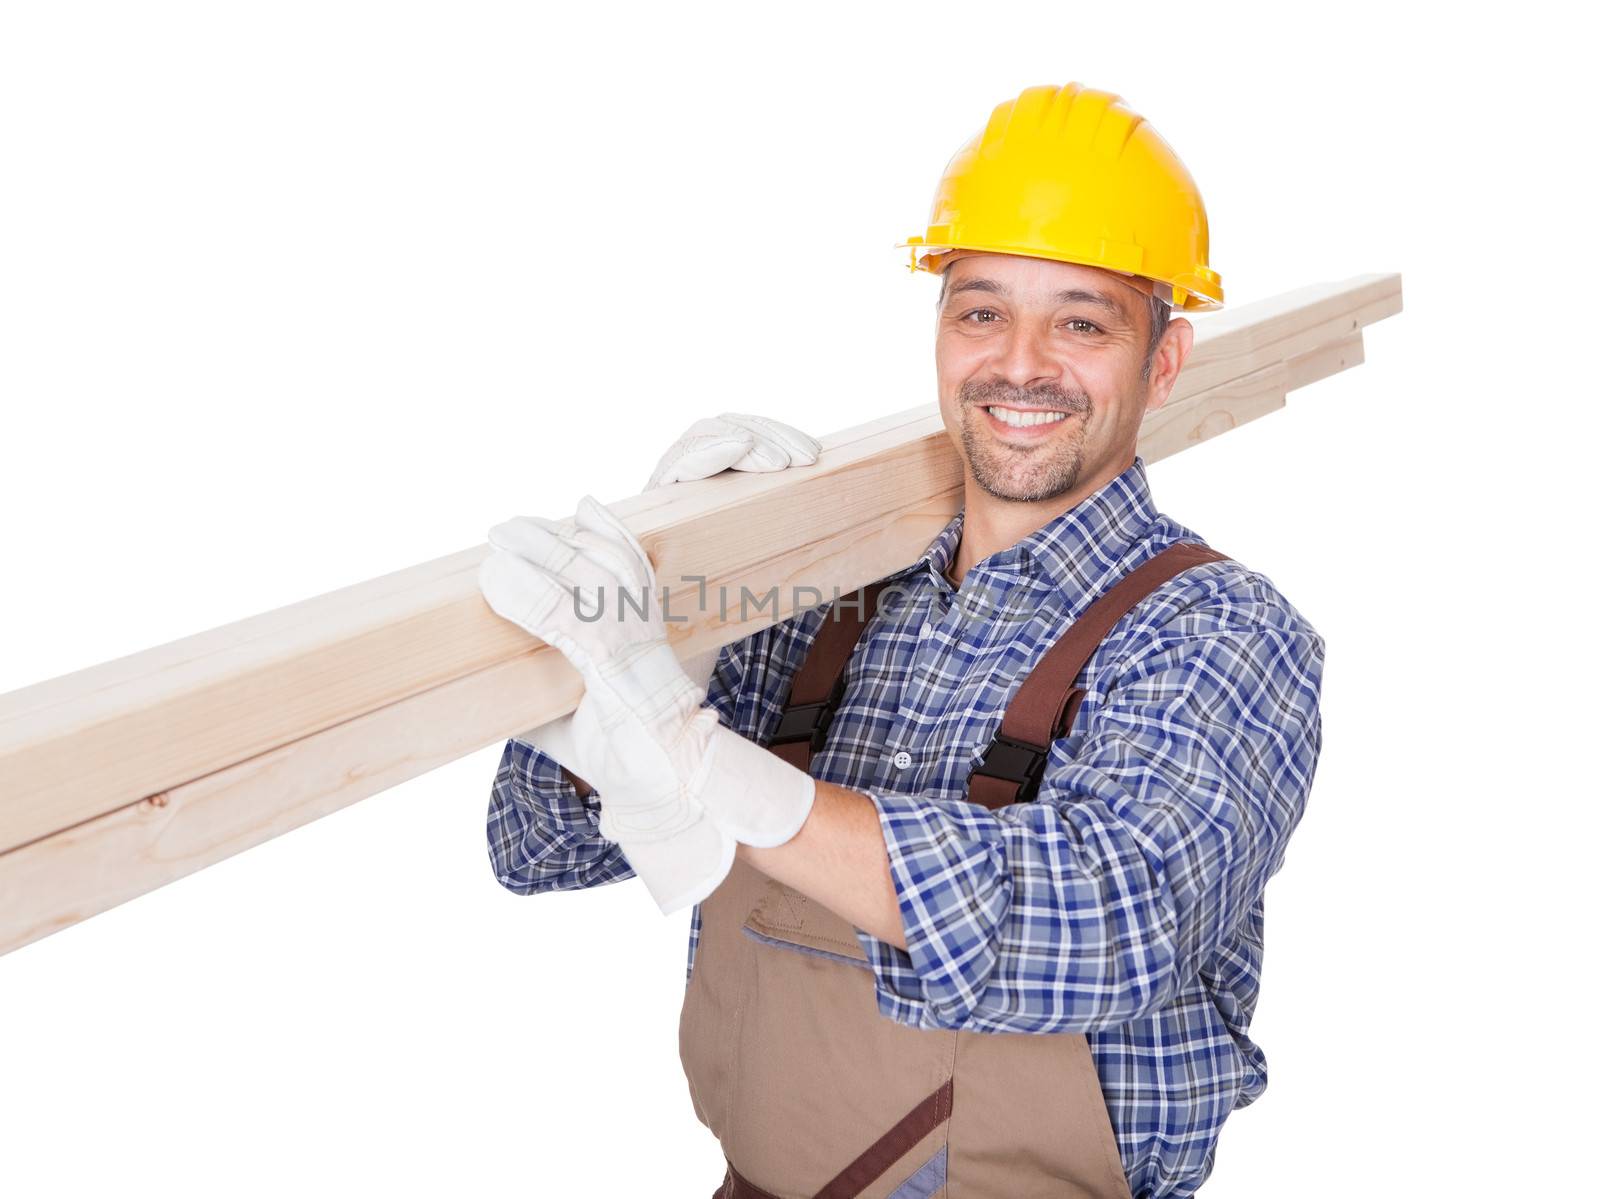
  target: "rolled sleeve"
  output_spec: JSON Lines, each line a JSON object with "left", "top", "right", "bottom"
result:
{"left": 486, "top": 737, "right": 634, "bottom": 895}
{"left": 856, "top": 791, "right": 1013, "bottom": 1028}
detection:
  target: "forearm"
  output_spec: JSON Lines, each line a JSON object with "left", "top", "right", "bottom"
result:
{"left": 735, "top": 779, "right": 908, "bottom": 950}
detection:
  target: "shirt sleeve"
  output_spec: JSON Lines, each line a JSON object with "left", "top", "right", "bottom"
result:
{"left": 486, "top": 734, "right": 635, "bottom": 894}
{"left": 701, "top": 635, "right": 747, "bottom": 729}
{"left": 852, "top": 577, "right": 1326, "bottom": 1033}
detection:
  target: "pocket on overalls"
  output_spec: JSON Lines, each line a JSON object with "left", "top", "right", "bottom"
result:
{"left": 723, "top": 877, "right": 957, "bottom": 1196}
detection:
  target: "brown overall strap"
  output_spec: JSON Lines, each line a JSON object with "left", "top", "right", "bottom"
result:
{"left": 767, "top": 579, "right": 892, "bottom": 772}
{"left": 715, "top": 1077, "right": 955, "bottom": 1198}
{"left": 967, "top": 540, "right": 1230, "bottom": 810}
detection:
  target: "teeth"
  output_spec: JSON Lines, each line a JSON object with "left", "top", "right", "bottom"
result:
{"left": 986, "top": 406, "right": 1067, "bottom": 428}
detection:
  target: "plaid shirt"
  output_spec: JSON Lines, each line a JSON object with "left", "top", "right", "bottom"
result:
{"left": 487, "top": 454, "right": 1325, "bottom": 1199}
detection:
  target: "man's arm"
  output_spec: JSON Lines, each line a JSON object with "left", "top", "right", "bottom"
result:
{"left": 737, "top": 781, "right": 907, "bottom": 949}
{"left": 740, "top": 575, "right": 1325, "bottom": 1035}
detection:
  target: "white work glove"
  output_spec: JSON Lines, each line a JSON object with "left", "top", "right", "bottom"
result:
{"left": 478, "top": 495, "right": 816, "bottom": 911}
{"left": 645, "top": 413, "right": 821, "bottom": 690}
{"left": 516, "top": 703, "right": 735, "bottom": 914}
{"left": 644, "top": 412, "right": 821, "bottom": 491}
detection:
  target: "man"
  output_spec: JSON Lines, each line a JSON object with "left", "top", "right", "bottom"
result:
{"left": 481, "top": 83, "right": 1324, "bottom": 1198}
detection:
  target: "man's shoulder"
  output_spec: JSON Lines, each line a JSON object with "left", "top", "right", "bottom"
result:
{"left": 1073, "top": 522, "right": 1327, "bottom": 724}
{"left": 1118, "top": 518, "right": 1325, "bottom": 651}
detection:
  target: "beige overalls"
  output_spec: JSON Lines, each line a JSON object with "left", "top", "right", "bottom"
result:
{"left": 679, "top": 542, "right": 1229, "bottom": 1199}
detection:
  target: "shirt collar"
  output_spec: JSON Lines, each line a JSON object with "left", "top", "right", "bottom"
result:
{"left": 882, "top": 454, "right": 1161, "bottom": 597}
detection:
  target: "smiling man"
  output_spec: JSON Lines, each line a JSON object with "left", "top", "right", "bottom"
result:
{"left": 480, "top": 83, "right": 1325, "bottom": 1199}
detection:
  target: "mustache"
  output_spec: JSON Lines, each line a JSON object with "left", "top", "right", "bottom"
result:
{"left": 960, "top": 380, "right": 1089, "bottom": 414}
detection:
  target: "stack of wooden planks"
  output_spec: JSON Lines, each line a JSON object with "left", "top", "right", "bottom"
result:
{"left": 0, "top": 273, "right": 1402, "bottom": 955}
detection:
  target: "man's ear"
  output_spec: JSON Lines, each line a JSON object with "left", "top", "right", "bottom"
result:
{"left": 1143, "top": 317, "right": 1194, "bottom": 414}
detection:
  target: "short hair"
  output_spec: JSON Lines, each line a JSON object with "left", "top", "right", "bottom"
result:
{"left": 937, "top": 269, "right": 1171, "bottom": 380}
{"left": 1141, "top": 293, "right": 1170, "bottom": 381}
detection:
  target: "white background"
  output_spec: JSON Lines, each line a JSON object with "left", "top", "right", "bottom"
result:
{"left": 1, "top": 3, "right": 1592, "bottom": 1196}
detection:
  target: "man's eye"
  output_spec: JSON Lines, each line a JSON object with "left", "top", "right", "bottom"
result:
{"left": 962, "top": 308, "right": 1002, "bottom": 324}
{"left": 1062, "top": 319, "right": 1101, "bottom": 334}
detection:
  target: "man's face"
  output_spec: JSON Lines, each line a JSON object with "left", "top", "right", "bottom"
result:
{"left": 934, "top": 252, "right": 1177, "bottom": 504}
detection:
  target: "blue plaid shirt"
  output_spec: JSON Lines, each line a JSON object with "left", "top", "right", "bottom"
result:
{"left": 487, "top": 454, "right": 1325, "bottom": 1199}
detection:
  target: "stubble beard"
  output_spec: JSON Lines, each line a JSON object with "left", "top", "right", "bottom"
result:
{"left": 958, "top": 381, "right": 1092, "bottom": 503}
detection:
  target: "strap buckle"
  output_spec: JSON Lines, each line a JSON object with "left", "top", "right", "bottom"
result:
{"left": 770, "top": 671, "right": 849, "bottom": 755}
{"left": 971, "top": 731, "right": 1050, "bottom": 801}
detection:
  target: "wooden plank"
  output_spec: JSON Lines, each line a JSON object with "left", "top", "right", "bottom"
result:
{"left": 1167, "top": 273, "right": 1396, "bottom": 396}
{"left": 0, "top": 651, "right": 582, "bottom": 954}
{"left": 0, "top": 274, "right": 1401, "bottom": 923}
{"left": 1139, "top": 330, "right": 1365, "bottom": 462}
{"left": 1139, "top": 360, "right": 1288, "bottom": 464}
{"left": 1286, "top": 328, "right": 1365, "bottom": 390}
{"left": 0, "top": 489, "right": 979, "bottom": 954}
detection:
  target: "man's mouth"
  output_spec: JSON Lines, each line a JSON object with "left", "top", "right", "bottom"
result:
{"left": 981, "top": 404, "right": 1074, "bottom": 433}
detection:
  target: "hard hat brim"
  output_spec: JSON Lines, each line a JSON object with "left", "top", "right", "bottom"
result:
{"left": 897, "top": 241, "right": 1224, "bottom": 312}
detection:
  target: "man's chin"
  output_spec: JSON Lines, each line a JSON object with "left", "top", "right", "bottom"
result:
{"left": 968, "top": 447, "right": 1085, "bottom": 503}
{"left": 972, "top": 467, "right": 1080, "bottom": 504}
{"left": 959, "top": 418, "right": 1088, "bottom": 502}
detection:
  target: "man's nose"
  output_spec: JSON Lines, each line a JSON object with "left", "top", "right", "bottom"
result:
{"left": 990, "top": 320, "right": 1059, "bottom": 391}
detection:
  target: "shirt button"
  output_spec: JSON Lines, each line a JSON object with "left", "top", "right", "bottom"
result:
{"left": 892, "top": 750, "right": 912, "bottom": 770}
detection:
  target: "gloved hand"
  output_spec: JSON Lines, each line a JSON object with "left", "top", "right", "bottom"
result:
{"left": 478, "top": 495, "right": 817, "bottom": 910}
{"left": 645, "top": 413, "right": 821, "bottom": 693}
{"left": 516, "top": 702, "right": 735, "bottom": 914}
{"left": 644, "top": 412, "right": 821, "bottom": 491}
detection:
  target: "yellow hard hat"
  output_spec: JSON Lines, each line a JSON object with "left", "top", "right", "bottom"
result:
{"left": 901, "top": 83, "right": 1224, "bottom": 311}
